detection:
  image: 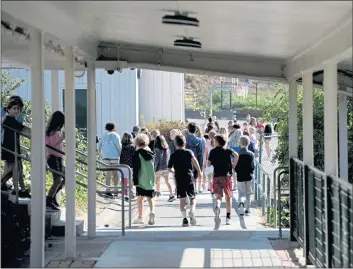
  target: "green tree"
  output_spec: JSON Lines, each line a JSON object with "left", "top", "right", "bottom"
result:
{"left": 269, "top": 84, "right": 353, "bottom": 181}
{"left": 1, "top": 70, "right": 97, "bottom": 209}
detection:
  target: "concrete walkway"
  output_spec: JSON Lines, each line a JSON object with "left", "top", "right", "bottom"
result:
{"left": 94, "top": 189, "right": 293, "bottom": 268}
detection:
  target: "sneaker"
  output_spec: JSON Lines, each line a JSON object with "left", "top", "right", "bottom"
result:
{"left": 19, "top": 190, "right": 31, "bottom": 198}
{"left": 189, "top": 211, "right": 197, "bottom": 226}
{"left": 226, "top": 217, "right": 232, "bottom": 225}
{"left": 245, "top": 210, "right": 251, "bottom": 216}
{"left": 182, "top": 218, "right": 189, "bottom": 227}
{"left": 148, "top": 212, "right": 155, "bottom": 225}
{"left": 133, "top": 216, "right": 144, "bottom": 224}
{"left": 124, "top": 196, "right": 129, "bottom": 202}
{"left": 105, "top": 192, "right": 113, "bottom": 198}
{"left": 156, "top": 192, "right": 161, "bottom": 197}
{"left": 238, "top": 202, "right": 245, "bottom": 216}
{"left": 1, "top": 184, "right": 12, "bottom": 191}
{"left": 213, "top": 207, "right": 221, "bottom": 224}
{"left": 167, "top": 196, "right": 175, "bottom": 202}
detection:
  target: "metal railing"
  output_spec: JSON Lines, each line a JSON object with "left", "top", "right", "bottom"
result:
{"left": 254, "top": 157, "right": 289, "bottom": 230}
{"left": 1, "top": 123, "right": 134, "bottom": 234}
{"left": 253, "top": 160, "right": 271, "bottom": 218}
{"left": 276, "top": 169, "right": 289, "bottom": 238}
{"left": 273, "top": 166, "right": 289, "bottom": 230}
{"left": 290, "top": 157, "right": 353, "bottom": 268}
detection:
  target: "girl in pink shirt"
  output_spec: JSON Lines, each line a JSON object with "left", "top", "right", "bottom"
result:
{"left": 45, "top": 111, "right": 65, "bottom": 211}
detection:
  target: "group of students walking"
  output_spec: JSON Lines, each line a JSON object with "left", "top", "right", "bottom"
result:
{"left": 1, "top": 95, "right": 260, "bottom": 227}
{"left": 108, "top": 119, "right": 257, "bottom": 227}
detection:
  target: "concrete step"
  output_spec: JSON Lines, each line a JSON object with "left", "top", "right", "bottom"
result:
{"left": 51, "top": 219, "right": 85, "bottom": 237}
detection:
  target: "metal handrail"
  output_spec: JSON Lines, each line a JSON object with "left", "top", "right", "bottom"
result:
{"left": 273, "top": 166, "right": 289, "bottom": 228}
{"left": 277, "top": 169, "right": 289, "bottom": 237}
{"left": 1, "top": 123, "right": 134, "bottom": 230}
{"left": 19, "top": 138, "right": 134, "bottom": 228}
{"left": 254, "top": 159, "right": 270, "bottom": 204}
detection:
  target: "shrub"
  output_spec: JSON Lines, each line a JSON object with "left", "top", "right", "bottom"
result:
{"left": 143, "top": 119, "right": 187, "bottom": 142}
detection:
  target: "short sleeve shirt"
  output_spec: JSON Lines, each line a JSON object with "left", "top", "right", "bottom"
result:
{"left": 168, "top": 149, "right": 194, "bottom": 185}
{"left": 208, "top": 147, "right": 234, "bottom": 177}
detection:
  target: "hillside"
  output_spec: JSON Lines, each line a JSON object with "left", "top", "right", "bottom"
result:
{"left": 184, "top": 74, "right": 278, "bottom": 110}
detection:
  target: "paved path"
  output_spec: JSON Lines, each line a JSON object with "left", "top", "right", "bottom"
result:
{"left": 94, "top": 188, "right": 291, "bottom": 268}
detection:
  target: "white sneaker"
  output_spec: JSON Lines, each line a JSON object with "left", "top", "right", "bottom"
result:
{"left": 148, "top": 212, "right": 155, "bottom": 225}
{"left": 238, "top": 202, "right": 245, "bottom": 216}
{"left": 189, "top": 211, "right": 197, "bottom": 226}
{"left": 133, "top": 216, "right": 144, "bottom": 224}
{"left": 214, "top": 207, "right": 221, "bottom": 224}
{"left": 226, "top": 217, "right": 231, "bottom": 225}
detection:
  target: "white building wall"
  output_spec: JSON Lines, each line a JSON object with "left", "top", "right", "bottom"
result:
{"left": 6, "top": 68, "right": 139, "bottom": 137}
{"left": 138, "top": 70, "right": 184, "bottom": 123}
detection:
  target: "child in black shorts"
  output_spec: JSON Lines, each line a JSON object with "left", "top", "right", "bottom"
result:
{"left": 168, "top": 135, "right": 202, "bottom": 227}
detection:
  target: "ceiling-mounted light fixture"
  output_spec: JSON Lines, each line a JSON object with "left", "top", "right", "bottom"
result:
{"left": 174, "top": 37, "right": 201, "bottom": 49}
{"left": 162, "top": 11, "right": 199, "bottom": 27}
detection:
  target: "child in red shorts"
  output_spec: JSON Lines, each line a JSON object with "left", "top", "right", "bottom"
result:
{"left": 207, "top": 135, "right": 238, "bottom": 225}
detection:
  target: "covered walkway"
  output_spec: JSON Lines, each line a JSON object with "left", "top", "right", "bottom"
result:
{"left": 43, "top": 186, "right": 303, "bottom": 268}
{"left": 1, "top": 1, "right": 352, "bottom": 268}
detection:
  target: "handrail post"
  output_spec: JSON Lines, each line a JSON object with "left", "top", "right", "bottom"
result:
{"left": 289, "top": 158, "right": 296, "bottom": 241}
{"left": 119, "top": 169, "right": 125, "bottom": 236}
{"left": 266, "top": 176, "right": 270, "bottom": 224}
{"left": 303, "top": 165, "right": 310, "bottom": 265}
{"left": 254, "top": 164, "right": 258, "bottom": 201}
{"left": 14, "top": 131, "right": 19, "bottom": 204}
{"left": 128, "top": 175, "right": 132, "bottom": 229}
{"left": 254, "top": 167, "right": 258, "bottom": 201}
{"left": 261, "top": 173, "right": 265, "bottom": 216}
{"left": 273, "top": 169, "right": 277, "bottom": 229}
{"left": 325, "top": 175, "right": 333, "bottom": 268}
{"left": 259, "top": 133, "right": 263, "bottom": 164}
{"left": 277, "top": 170, "right": 288, "bottom": 239}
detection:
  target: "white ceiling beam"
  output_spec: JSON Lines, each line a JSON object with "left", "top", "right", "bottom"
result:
{"left": 285, "top": 10, "right": 352, "bottom": 79}
{"left": 2, "top": 49, "right": 86, "bottom": 70}
{"left": 97, "top": 44, "right": 286, "bottom": 81}
{"left": 1, "top": 2, "right": 98, "bottom": 60}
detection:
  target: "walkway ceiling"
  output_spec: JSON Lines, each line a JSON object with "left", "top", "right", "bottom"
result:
{"left": 1, "top": 1, "right": 352, "bottom": 80}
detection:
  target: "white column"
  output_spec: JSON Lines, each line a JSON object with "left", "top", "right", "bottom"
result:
{"left": 29, "top": 29, "right": 46, "bottom": 268}
{"left": 302, "top": 71, "right": 314, "bottom": 165}
{"left": 51, "top": 70, "right": 59, "bottom": 111}
{"left": 338, "top": 94, "right": 348, "bottom": 181}
{"left": 87, "top": 61, "right": 97, "bottom": 238}
{"left": 64, "top": 46, "right": 76, "bottom": 259}
{"left": 324, "top": 63, "right": 338, "bottom": 176}
{"left": 288, "top": 79, "right": 298, "bottom": 158}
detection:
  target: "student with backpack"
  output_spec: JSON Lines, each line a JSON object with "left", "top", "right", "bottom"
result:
{"left": 234, "top": 136, "right": 256, "bottom": 216}
{"left": 132, "top": 134, "right": 157, "bottom": 225}
{"left": 185, "top": 122, "right": 203, "bottom": 186}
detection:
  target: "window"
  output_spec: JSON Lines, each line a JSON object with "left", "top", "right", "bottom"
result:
{"left": 62, "top": 89, "right": 87, "bottom": 136}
